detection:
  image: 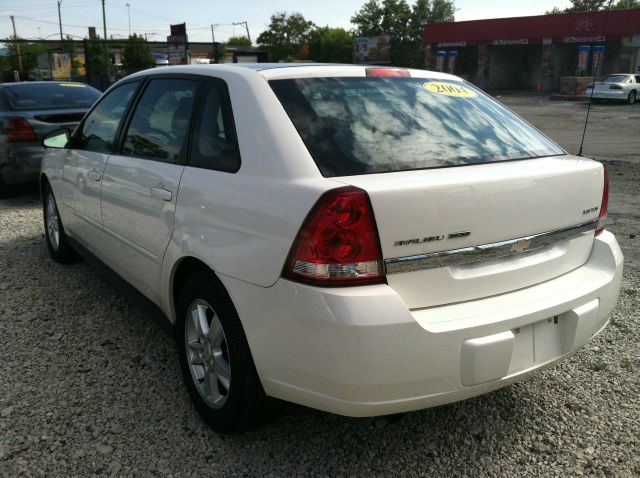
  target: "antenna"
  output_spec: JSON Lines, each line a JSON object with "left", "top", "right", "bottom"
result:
{"left": 577, "top": 1, "right": 614, "bottom": 157}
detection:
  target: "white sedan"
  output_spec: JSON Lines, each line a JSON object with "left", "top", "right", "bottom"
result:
{"left": 40, "top": 64, "right": 623, "bottom": 433}
{"left": 586, "top": 73, "right": 640, "bottom": 104}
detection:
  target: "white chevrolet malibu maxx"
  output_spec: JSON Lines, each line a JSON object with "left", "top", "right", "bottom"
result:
{"left": 40, "top": 64, "right": 623, "bottom": 433}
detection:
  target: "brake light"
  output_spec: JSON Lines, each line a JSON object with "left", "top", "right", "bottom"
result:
{"left": 283, "top": 186, "right": 385, "bottom": 286}
{"left": 609, "top": 84, "right": 623, "bottom": 90}
{"left": 7, "top": 118, "right": 37, "bottom": 142}
{"left": 596, "top": 164, "right": 608, "bottom": 236}
{"left": 366, "top": 68, "right": 410, "bottom": 77}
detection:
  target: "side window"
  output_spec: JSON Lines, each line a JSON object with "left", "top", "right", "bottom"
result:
{"left": 635, "top": 76, "right": 640, "bottom": 83}
{"left": 122, "top": 78, "right": 197, "bottom": 163}
{"left": 76, "top": 82, "right": 139, "bottom": 153}
{"left": 188, "top": 80, "right": 240, "bottom": 173}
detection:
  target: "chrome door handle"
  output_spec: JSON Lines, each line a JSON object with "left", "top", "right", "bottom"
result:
{"left": 151, "top": 187, "right": 173, "bottom": 201}
{"left": 87, "top": 170, "right": 102, "bottom": 181}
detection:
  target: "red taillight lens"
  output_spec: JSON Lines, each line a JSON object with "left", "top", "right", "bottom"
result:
{"left": 283, "top": 186, "right": 385, "bottom": 286}
{"left": 365, "top": 67, "right": 410, "bottom": 77}
{"left": 596, "top": 164, "right": 608, "bottom": 236}
{"left": 7, "top": 118, "right": 37, "bottom": 142}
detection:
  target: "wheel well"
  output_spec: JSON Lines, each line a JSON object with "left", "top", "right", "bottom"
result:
{"left": 172, "top": 257, "right": 230, "bottom": 319}
{"left": 40, "top": 174, "right": 49, "bottom": 199}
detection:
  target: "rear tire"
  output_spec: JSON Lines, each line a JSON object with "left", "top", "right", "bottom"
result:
{"left": 43, "top": 184, "right": 77, "bottom": 263}
{"left": 591, "top": 98, "right": 601, "bottom": 104}
{"left": 628, "top": 91, "right": 636, "bottom": 105}
{"left": 176, "top": 271, "right": 266, "bottom": 433}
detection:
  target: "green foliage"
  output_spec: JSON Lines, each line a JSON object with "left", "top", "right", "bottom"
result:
{"left": 122, "top": 33, "right": 154, "bottom": 74}
{"left": 85, "top": 36, "right": 109, "bottom": 76}
{"left": 257, "top": 12, "right": 316, "bottom": 61}
{"left": 226, "top": 36, "right": 252, "bottom": 46}
{"left": 545, "top": 0, "right": 637, "bottom": 14}
{"left": 351, "top": 0, "right": 455, "bottom": 68}
{"left": 3, "top": 41, "right": 45, "bottom": 72}
{"left": 613, "top": 0, "right": 639, "bottom": 8}
{"left": 308, "top": 27, "right": 354, "bottom": 63}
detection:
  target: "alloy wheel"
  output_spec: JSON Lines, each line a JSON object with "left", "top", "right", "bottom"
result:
{"left": 185, "top": 299, "right": 231, "bottom": 409}
{"left": 45, "top": 193, "right": 60, "bottom": 251}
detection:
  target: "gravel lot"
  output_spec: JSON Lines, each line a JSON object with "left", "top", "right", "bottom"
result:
{"left": 1, "top": 96, "right": 639, "bottom": 477}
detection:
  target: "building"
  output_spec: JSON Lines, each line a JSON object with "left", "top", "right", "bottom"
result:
{"left": 423, "top": 9, "right": 640, "bottom": 91}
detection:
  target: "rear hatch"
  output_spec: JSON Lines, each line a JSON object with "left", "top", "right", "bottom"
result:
{"left": 270, "top": 69, "right": 604, "bottom": 309}
{"left": 336, "top": 157, "right": 602, "bottom": 309}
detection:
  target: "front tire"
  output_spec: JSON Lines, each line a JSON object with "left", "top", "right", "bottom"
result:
{"left": 43, "top": 184, "right": 76, "bottom": 263}
{"left": 176, "top": 272, "right": 266, "bottom": 433}
{"left": 628, "top": 91, "right": 636, "bottom": 105}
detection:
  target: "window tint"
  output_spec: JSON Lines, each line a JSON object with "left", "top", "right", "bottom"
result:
{"left": 77, "top": 82, "right": 139, "bottom": 154}
{"left": 188, "top": 80, "right": 240, "bottom": 173}
{"left": 270, "top": 77, "right": 564, "bottom": 177}
{"left": 5, "top": 82, "right": 101, "bottom": 111}
{"left": 122, "top": 78, "right": 197, "bottom": 163}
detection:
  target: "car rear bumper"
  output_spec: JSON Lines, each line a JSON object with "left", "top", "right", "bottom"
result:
{"left": 0, "top": 143, "right": 43, "bottom": 185}
{"left": 222, "top": 230, "right": 623, "bottom": 417}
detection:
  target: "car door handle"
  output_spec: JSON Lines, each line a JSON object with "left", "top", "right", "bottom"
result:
{"left": 151, "top": 187, "right": 173, "bottom": 202}
{"left": 87, "top": 169, "right": 102, "bottom": 181}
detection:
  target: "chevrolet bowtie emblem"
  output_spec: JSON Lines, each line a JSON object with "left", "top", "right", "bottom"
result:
{"left": 510, "top": 239, "right": 532, "bottom": 253}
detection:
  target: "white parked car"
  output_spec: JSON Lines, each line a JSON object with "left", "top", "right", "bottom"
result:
{"left": 41, "top": 64, "right": 623, "bottom": 433}
{"left": 586, "top": 73, "right": 640, "bottom": 104}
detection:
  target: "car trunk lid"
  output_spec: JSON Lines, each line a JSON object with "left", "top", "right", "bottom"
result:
{"left": 333, "top": 156, "right": 604, "bottom": 309}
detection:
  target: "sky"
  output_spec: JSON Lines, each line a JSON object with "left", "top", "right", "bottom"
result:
{"left": 1, "top": 0, "right": 574, "bottom": 44}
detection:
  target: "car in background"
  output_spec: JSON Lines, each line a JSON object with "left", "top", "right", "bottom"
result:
{"left": 0, "top": 81, "right": 101, "bottom": 196}
{"left": 152, "top": 52, "right": 170, "bottom": 66}
{"left": 586, "top": 73, "right": 640, "bottom": 104}
{"left": 41, "top": 65, "right": 622, "bottom": 433}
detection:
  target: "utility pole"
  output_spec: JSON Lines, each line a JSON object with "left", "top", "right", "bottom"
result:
{"left": 101, "top": 0, "right": 109, "bottom": 76}
{"left": 126, "top": 3, "right": 131, "bottom": 36}
{"left": 58, "top": 0, "right": 64, "bottom": 42}
{"left": 210, "top": 24, "right": 219, "bottom": 43}
{"left": 10, "top": 15, "right": 23, "bottom": 73}
{"left": 232, "top": 21, "right": 251, "bottom": 43}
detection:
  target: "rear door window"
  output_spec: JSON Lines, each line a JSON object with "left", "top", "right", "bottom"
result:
{"left": 270, "top": 77, "right": 565, "bottom": 177}
{"left": 188, "top": 79, "right": 240, "bottom": 173}
{"left": 122, "top": 78, "right": 197, "bottom": 164}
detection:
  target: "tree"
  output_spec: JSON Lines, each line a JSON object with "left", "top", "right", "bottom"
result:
{"left": 351, "top": 0, "right": 455, "bottom": 68}
{"left": 226, "top": 36, "right": 252, "bottom": 46}
{"left": 308, "top": 27, "right": 354, "bottom": 63}
{"left": 545, "top": 6, "right": 564, "bottom": 14}
{"left": 3, "top": 40, "right": 45, "bottom": 72}
{"left": 429, "top": 0, "right": 455, "bottom": 23}
{"left": 122, "top": 33, "right": 154, "bottom": 74}
{"left": 84, "top": 36, "right": 109, "bottom": 77}
{"left": 257, "top": 12, "right": 316, "bottom": 61}
{"left": 613, "top": 0, "right": 640, "bottom": 8}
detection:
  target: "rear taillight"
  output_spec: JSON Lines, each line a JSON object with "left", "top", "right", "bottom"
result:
{"left": 609, "top": 84, "right": 623, "bottom": 90}
{"left": 366, "top": 67, "right": 410, "bottom": 77}
{"left": 596, "top": 164, "right": 608, "bottom": 236}
{"left": 282, "top": 186, "right": 385, "bottom": 286}
{"left": 7, "top": 118, "right": 37, "bottom": 142}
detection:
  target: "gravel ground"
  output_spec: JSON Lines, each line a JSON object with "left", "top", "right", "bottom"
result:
{"left": 1, "top": 97, "right": 639, "bottom": 477}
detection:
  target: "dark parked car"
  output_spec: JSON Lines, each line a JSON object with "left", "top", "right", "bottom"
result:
{"left": 0, "top": 81, "right": 100, "bottom": 196}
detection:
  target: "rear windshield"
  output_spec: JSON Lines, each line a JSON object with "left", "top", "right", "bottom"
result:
{"left": 270, "top": 77, "right": 564, "bottom": 177}
{"left": 603, "top": 75, "right": 629, "bottom": 83}
{"left": 4, "top": 83, "right": 100, "bottom": 111}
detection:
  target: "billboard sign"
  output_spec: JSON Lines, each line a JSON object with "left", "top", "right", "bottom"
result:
{"left": 51, "top": 53, "right": 71, "bottom": 80}
{"left": 354, "top": 35, "right": 391, "bottom": 64}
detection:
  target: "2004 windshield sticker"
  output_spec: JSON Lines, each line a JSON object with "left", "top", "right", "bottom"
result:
{"left": 423, "top": 81, "right": 476, "bottom": 98}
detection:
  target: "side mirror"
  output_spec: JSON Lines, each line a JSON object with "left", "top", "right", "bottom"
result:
{"left": 42, "top": 128, "right": 70, "bottom": 149}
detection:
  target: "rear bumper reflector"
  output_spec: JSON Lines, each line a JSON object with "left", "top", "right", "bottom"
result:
{"left": 384, "top": 219, "right": 598, "bottom": 274}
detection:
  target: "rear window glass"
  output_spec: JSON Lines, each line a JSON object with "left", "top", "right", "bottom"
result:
{"left": 603, "top": 75, "right": 629, "bottom": 83}
{"left": 4, "top": 83, "right": 100, "bottom": 111}
{"left": 269, "top": 77, "right": 564, "bottom": 177}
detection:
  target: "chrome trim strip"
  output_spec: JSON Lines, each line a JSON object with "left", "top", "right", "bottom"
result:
{"left": 384, "top": 219, "right": 598, "bottom": 274}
